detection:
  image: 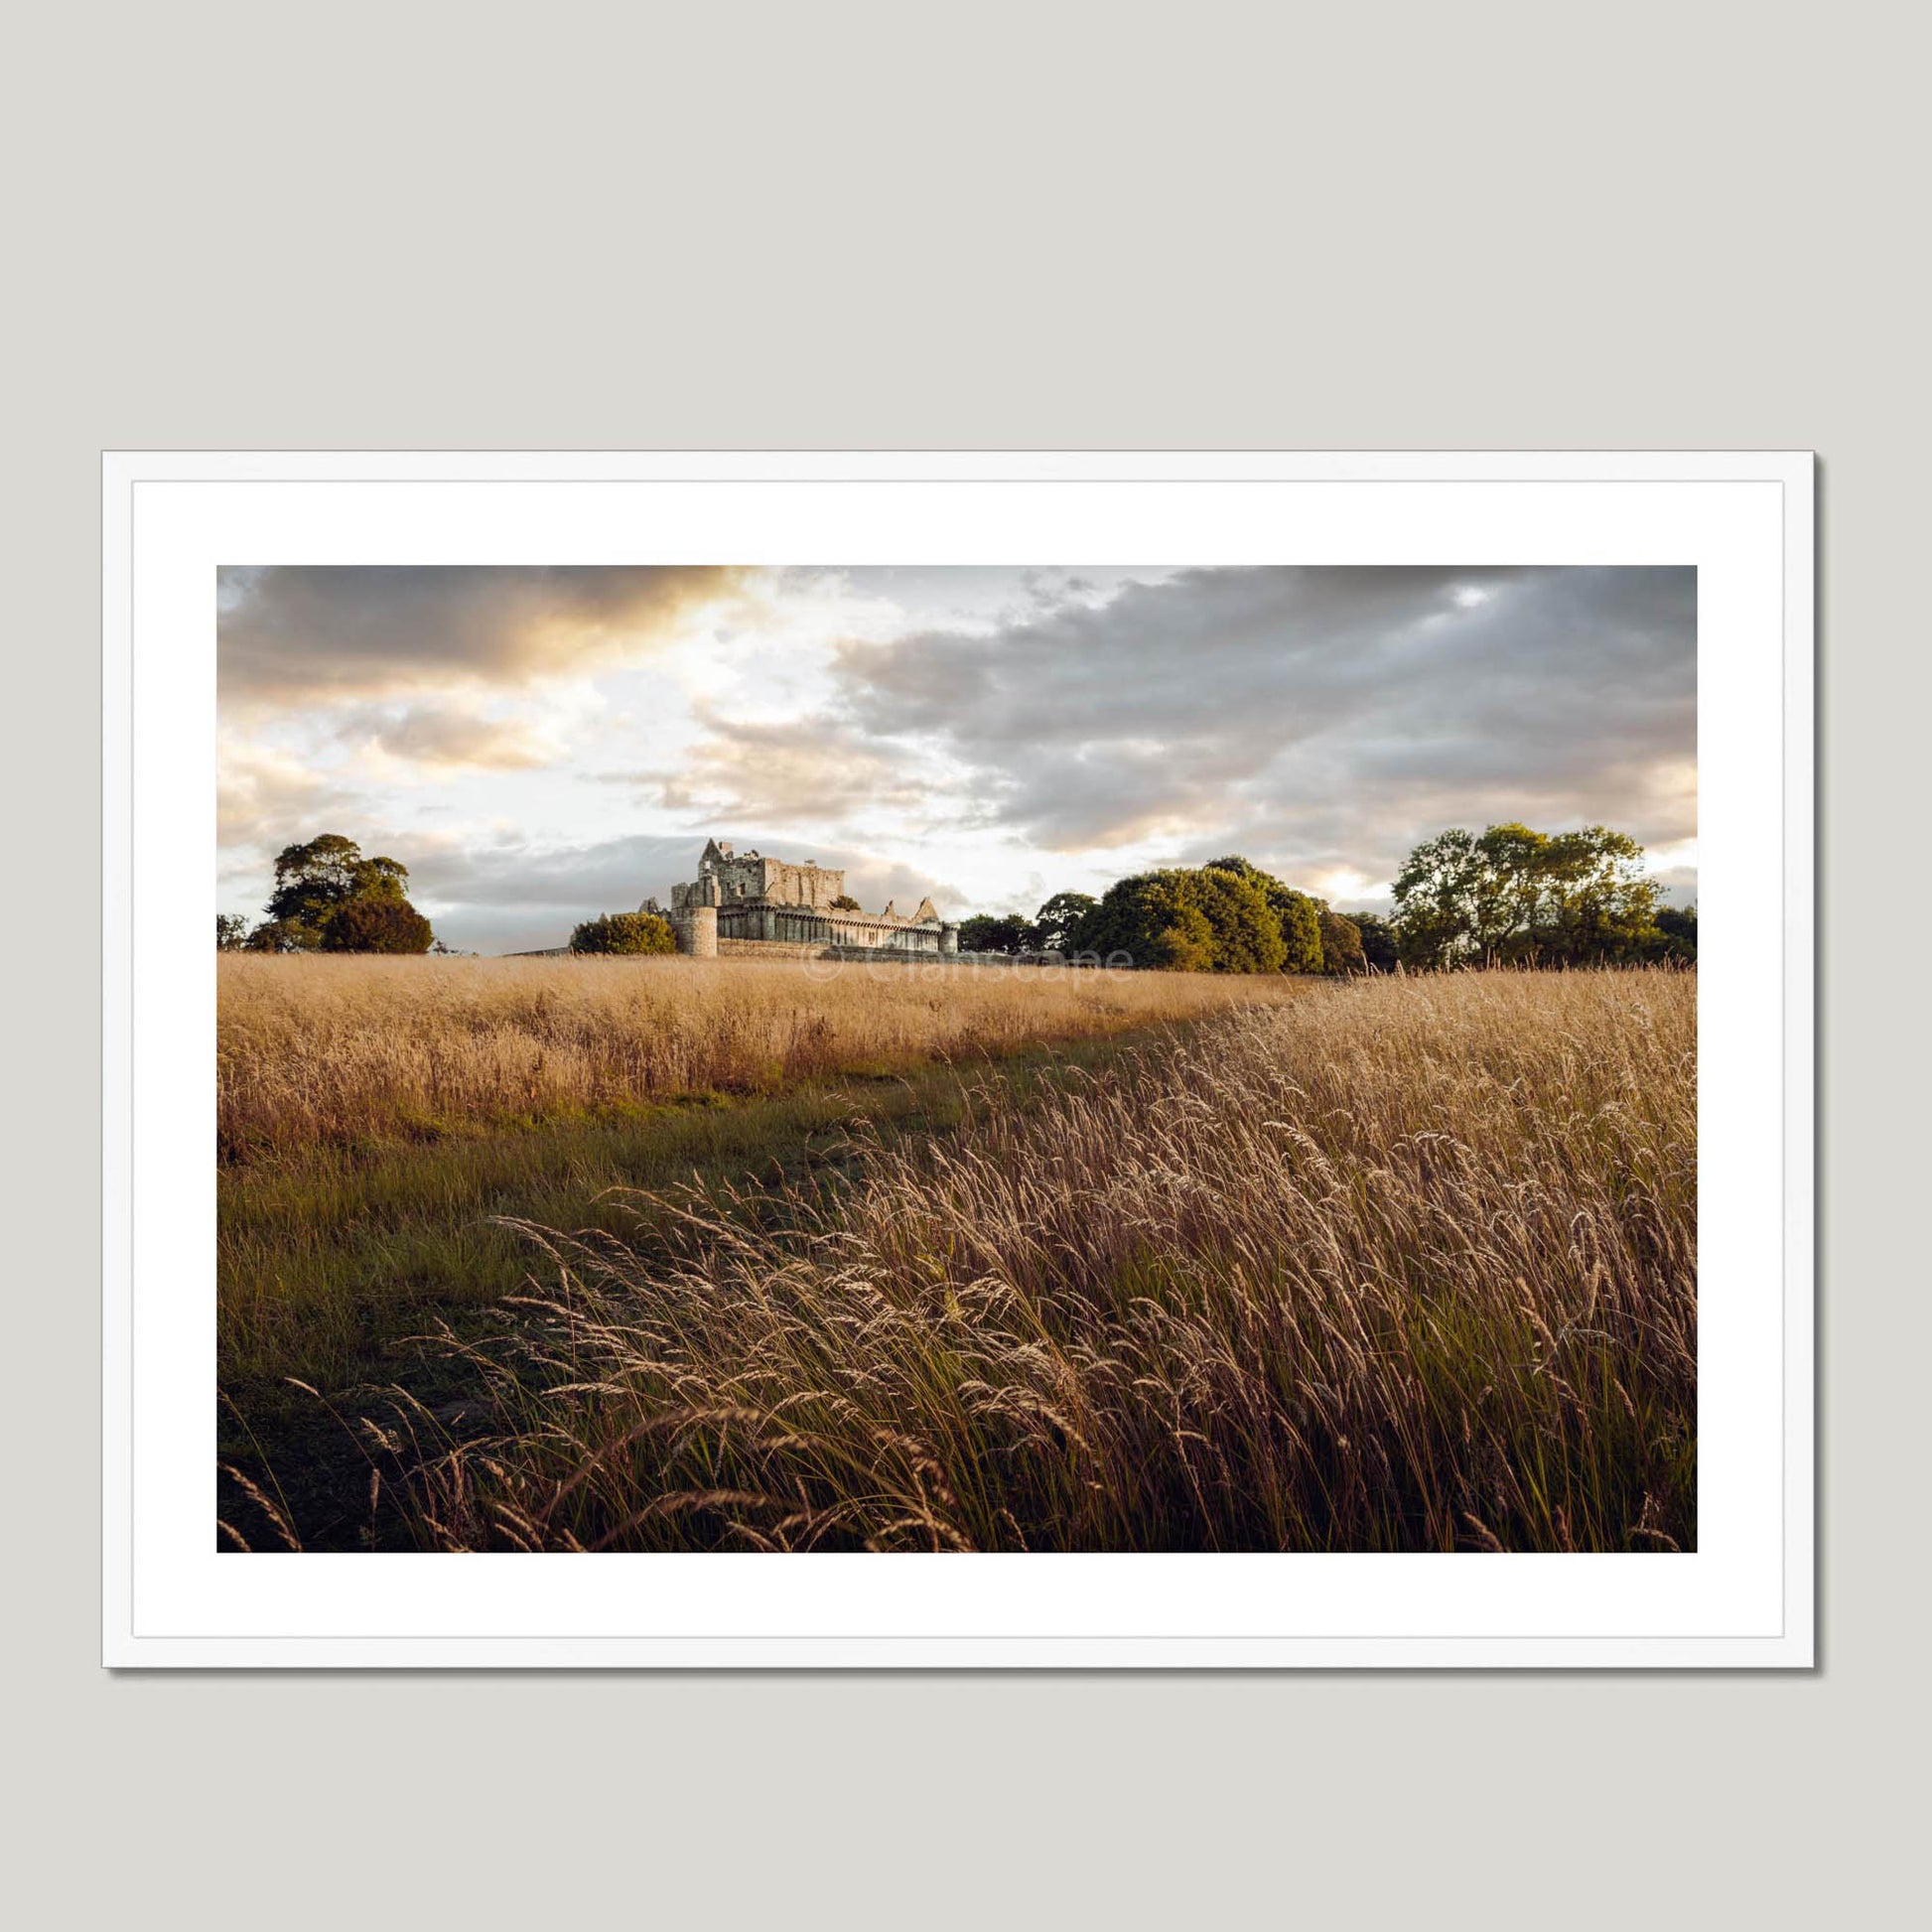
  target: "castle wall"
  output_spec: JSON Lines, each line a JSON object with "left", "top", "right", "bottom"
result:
{"left": 709, "top": 854, "right": 845, "bottom": 910}
{"left": 715, "top": 903, "right": 945, "bottom": 952}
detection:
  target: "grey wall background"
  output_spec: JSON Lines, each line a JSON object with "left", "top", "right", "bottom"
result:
{"left": 7, "top": 2, "right": 1923, "bottom": 1925}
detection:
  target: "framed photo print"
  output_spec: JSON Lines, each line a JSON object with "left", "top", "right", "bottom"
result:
{"left": 103, "top": 450, "right": 1813, "bottom": 1666}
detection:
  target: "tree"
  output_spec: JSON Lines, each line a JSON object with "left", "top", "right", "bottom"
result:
{"left": 1030, "top": 891, "right": 1097, "bottom": 955}
{"left": 1392, "top": 823, "right": 1665, "bottom": 967}
{"left": 1316, "top": 906, "right": 1364, "bottom": 975}
{"left": 1473, "top": 823, "right": 1554, "bottom": 957}
{"left": 830, "top": 894, "right": 862, "bottom": 912}
{"left": 957, "top": 912, "right": 1034, "bottom": 955}
{"left": 320, "top": 897, "right": 435, "bottom": 953}
{"left": 259, "top": 834, "right": 427, "bottom": 950}
{"left": 243, "top": 917, "right": 312, "bottom": 954}
{"left": 1275, "top": 889, "right": 1324, "bottom": 974}
{"left": 349, "top": 855, "right": 410, "bottom": 902}
{"left": 1350, "top": 911, "right": 1400, "bottom": 973}
{"left": 569, "top": 911, "right": 677, "bottom": 955}
{"left": 1652, "top": 904, "right": 1698, "bottom": 961}
{"left": 1391, "top": 827, "right": 1483, "bottom": 968}
{"left": 215, "top": 913, "right": 250, "bottom": 951}
{"left": 1201, "top": 856, "right": 1321, "bottom": 972}
{"left": 1191, "top": 865, "right": 1288, "bottom": 973}
{"left": 1070, "top": 872, "right": 1216, "bottom": 971}
{"left": 1532, "top": 827, "right": 1662, "bottom": 963}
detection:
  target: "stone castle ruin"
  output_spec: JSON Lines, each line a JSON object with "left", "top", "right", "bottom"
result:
{"left": 646, "top": 839, "right": 959, "bottom": 961}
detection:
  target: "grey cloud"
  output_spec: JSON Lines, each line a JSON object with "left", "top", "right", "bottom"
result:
{"left": 215, "top": 746, "right": 366, "bottom": 854}
{"left": 328, "top": 699, "right": 556, "bottom": 769}
{"left": 649, "top": 704, "right": 931, "bottom": 825}
{"left": 218, "top": 565, "right": 747, "bottom": 704}
{"left": 834, "top": 566, "right": 1695, "bottom": 885}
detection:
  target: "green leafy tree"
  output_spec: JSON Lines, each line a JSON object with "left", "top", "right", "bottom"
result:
{"left": 829, "top": 894, "right": 862, "bottom": 912}
{"left": 1393, "top": 823, "right": 1665, "bottom": 967}
{"left": 1532, "top": 827, "right": 1662, "bottom": 963}
{"left": 1349, "top": 911, "right": 1400, "bottom": 972}
{"left": 569, "top": 911, "right": 678, "bottom": 955}
{"left": 1192, "top": 865, "right": 1288, "bottom": 973}
{"left": 320, "top": 897, "right": 435, "bottom": 953}
{"left": 349, "top": 855, "right": 410, "bottom": 902}
{"left": 1071, "top": 872, "right": 1216, "bottom": 971}
{"left": 263, "top": 834, "right": 361, "bottom": 940}
{"left": 957, "top": 912, "right": 1034, "bottom": 955}
{"left": 1391, "top": 827, "right": 1482, "bottom": 968}
{"left": 1316, "top": 906, "right": 1365, "bottom": 975}
{"left": 242, "top": 918, "right": 304, "bottom": 953}
{"left": 1201, "top": 856, "right": 1321, "bottom": 972}
{"left": 1030, "top": 891, "right": 1097, "bottom": 955}
{"left": 1652, "top": 904, "right": 1698, "bottom": 961}
{"left": 1470, "top": 823, "right": 1553, "bottom": 958}
{"left": 1277, "top": 891, "right": 1324, "bottom": 974}
{"left": 215, "top": 913, "right": 250, "bottom": 951}
{"left": 258, "top": 834, "right": 425, "bottom": 949}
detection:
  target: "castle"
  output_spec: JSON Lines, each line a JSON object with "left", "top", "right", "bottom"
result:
{"left": 647, "top": 839, "right": 959, "bottom": 960}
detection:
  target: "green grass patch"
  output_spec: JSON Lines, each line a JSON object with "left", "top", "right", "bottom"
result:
{"left": 218, "top": 1028, "right": 1172, "bottom": 1546}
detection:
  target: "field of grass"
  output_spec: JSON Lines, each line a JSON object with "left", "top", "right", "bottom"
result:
{"left": 219, "top": 962, "right": 1695, "bottom": 1556}
{"left": 218, "top": 954, "right": 1304, "bottom": 1540}
{"left": 218, "top": 952, "right": 1299, "bottom": 1160}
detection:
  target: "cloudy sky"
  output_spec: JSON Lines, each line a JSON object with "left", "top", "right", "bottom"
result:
{"left": 217, "top": 565, "right": 1697, "bottom": 955}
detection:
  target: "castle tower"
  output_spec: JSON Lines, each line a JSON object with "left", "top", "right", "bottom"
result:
{"left": 681, "top": 905, "right": 718, "bottom": 957}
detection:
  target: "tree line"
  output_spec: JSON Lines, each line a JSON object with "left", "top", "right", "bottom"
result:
{"left": 1390, "top": 823, "right": 1693, "bottom": 968}
{"left": 960, "top": 824, "right": 1693, "bottom": 975}
{"left": 958, "top": 864, "right": 1384, "bottom": 974}
{"left": 222, "top": 823, "right": 1696, "bottom": 970}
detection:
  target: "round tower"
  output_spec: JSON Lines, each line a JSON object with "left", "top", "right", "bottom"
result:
{"left": 682, "top": 905, "right": 718, "bottom": 958}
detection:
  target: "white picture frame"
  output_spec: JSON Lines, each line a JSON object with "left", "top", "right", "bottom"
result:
{"left": 103, "top": 450, "right": 1814, "bottom": 1668}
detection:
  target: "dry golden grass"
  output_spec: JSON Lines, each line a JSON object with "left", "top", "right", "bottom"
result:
{"left": 364, "top": 969, "right": 1696, "bottom": 1555}
{"left": 218, "top": 953, "right": 1305, "bottom": 1161}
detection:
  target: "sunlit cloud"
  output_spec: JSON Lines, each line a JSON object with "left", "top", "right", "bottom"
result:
{"left": 218, "top": 564, "right": 753, "bottom": 705}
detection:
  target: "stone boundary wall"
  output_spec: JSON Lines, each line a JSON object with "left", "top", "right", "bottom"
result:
{"left": 704, "top": 937, "right": 1054, "bottom": 966}
{"left": 714, "top": 937, "right": 835, "bottom": 960}
{"left": 815, "top": 944, "right": 1041, "bottom": 965}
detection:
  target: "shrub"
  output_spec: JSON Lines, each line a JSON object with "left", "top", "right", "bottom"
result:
{"left": 319, "top": 897, "right": 435, "bottom": 954}
{"left": 569, "top": 911, "right": 677, "bottom": 956}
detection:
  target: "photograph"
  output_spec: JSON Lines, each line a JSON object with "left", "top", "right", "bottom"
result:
{"left": 213, "top": 560, "right": 1701, "bottom": 1558}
